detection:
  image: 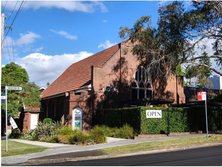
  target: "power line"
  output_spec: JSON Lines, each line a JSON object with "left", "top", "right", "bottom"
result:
{"left": 3, "top": 0, "right": 25, "bottom": 42}
{"left": 10, "top": 29, "right": 15, "bottom": 62}
{"left": 2, "top": 0, "right": 8, "bottom": 13}
{"left": 6, "top": 1, "right": 19, "bottom": 25}
{"left": 6, "top": 36, "right": 11, "bottom": 62}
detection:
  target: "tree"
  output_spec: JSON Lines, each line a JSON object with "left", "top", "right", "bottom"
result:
{"left": 184, "top": 65, "right": 198, "bottom": 86}
{"left": 22, "top": 82, "right": 41, "bottom": 110}
{"left": 196, "top": 52, "right": 212, "bottom": 88}
{"left": 47, "top": 82, "right": 50, "bottom": 87}
{"left": 119, "top": 1, "right": 222, "bottom": 77}
{"left": 1, "top": 62, "right": 40, "bottom": 116}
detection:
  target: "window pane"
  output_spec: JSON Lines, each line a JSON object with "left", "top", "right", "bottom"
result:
{"left": 135, "top": 71, "right": 138, "bottom": 81}
{"left": 139, "top": 82, "right": 145, "bottom": 88}
{"left": 146, "top": 90, "right": 152, "bottom": 99}
{"left": 147, "top": 83, "right": 152, "bottom": 88}
{"left": 146, "top": 71, "right": 149, "bottom": 82}
{"left": 139, "top": 89, "right": 145, "bottom": 99}
{"left": 132, "top": 82, "right": 137, "bottom": 88}
{"left": 142, "top": 68, "right": 145, "bottom": 82}
{"left": 132, "top": 89, "right": 137, "bottom": 100}
{"left": 139, "top": 67, "right": 142, "bottom": 81}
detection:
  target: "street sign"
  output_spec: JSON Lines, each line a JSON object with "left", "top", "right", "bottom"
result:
{"left": 1, "top": 96, "right": 6, "bottom": 99}
{"left": 197, "top": 91, "right": 208, "bottom": 139}
{"left": 4, "top": 86, "right": 22, "bottom": 151}
{"left": 6, "top": 86, "right": 22, "bottom": 90}
{"left": 198, "top": 92, "right": 206, "bottom": 101}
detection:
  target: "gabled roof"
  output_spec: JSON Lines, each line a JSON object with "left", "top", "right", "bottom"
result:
{"left": 41, "top": 43, "right": 120, "bottom": 99}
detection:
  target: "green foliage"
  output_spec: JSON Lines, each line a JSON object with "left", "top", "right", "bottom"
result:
{"left": 89, "top": 126, "right": 107, "bottom": 144}
{"left": 1, "top": 62, "right": 40, "bottom": 117}
{"left": 22, "top": 129, "right": 37, "bottom": 140}
{"left": 119, "top": 1, "right": 222, "bottom": 77}
{"left": 67, "top": 130, "right": 90, "bottom": 145}
{"left": 43, "top": 118, "right": 53, "bottom": 124}
{"left": 56, "top": 126, "right": 76, "bottom": 135}
{"left": 175, "top": 65, "right": 183, "bottom": 76}
{"left": 116, "top": 124, "right": 134, "bottom": 139}
{"left": 22, "top": 121, "right": 62, "bottom": 141}
{"left": 98, "top": 125, "right": 135, "bottom": 139}
{"left": 9, "top": 130, "right": 22, "bottom": 139}
{"left": 105, "top": 106, "right": 222, "bottom": 135}
{"left": 23, "top": 124, "right": 108, "bottom": 145}
{"left": 104, "top": 107, "right": 140, "bottom": 134}
{"left": 22, "top": 82, "right": 41, "bottom": 109}
{"left": 209, "top": 90, "right": 222, "bottom": 102}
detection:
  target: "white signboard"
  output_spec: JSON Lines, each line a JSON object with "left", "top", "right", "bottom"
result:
{"left": 8, "top": 116, "right": 18, "bottom": 129}
{"left": 146, "top": 110, "right": 162, "bottom": 118}
{"left": 6, "top": 86, "right": 22, "bottom": 90}
{"left": 1, "top": 96, "right": 6, "bottom": 99}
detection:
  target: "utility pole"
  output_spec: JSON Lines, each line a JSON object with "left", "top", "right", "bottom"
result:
{"left": 1, "top": 13, "right": 6, "bottom": 123}
{"left": 0, "top": 13, "right": 5, "bottom": 106}
{"left": 1, "top": 13, "right": 13, "bottom": 136}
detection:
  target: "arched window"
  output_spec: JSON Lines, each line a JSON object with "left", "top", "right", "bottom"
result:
{"left": 131, "top": 66, "right": 153, "bottom": 100}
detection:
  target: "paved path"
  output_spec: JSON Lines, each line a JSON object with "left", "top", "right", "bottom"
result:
{"left": 1, "top": 134, "right": 219, "bottom": 165}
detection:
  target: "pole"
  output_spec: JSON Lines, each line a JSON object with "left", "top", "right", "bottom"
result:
{"left": 1, "top": 14, "right": 5, "bottom": 136}
{"left": 205, "top": 96, "right": 208, "bottom": 139}
{"left": 5, "top": 86, "right": 8, "bottom": 151}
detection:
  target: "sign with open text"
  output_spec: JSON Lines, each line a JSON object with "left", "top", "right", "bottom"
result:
{"left": 146, "top": 110, "right": 162, "bottom": 118}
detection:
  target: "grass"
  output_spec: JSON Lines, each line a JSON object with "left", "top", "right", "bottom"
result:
{"left": 1, "top": 140, "right": 48, "bottom": 157}
{"left": 101, "top": 135, "right": 222, "bottom": 154}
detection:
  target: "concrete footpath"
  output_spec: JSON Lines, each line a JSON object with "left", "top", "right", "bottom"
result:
{"left": 1, "top": 134, "right": 222, "bottom": 165}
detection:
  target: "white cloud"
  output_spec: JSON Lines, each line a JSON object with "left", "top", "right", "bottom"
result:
{"left": 103, "top": 20, "right": 108, "bottom": 23}
{"left": 16, "top": 32, "right": 41, "bottom": 46}
{"left": 15, "top": 52, "right": 93, "bottom": 87}
{"left": 35, "top": 46, "right": 44, "bottom": 52}
{"left": 4, "top": 1, "right": 108, "bottom": 13}
{"left": 50, "top": 29, "right": 77, "bottom": 40}
{"left": 98, "top": 40, "right": 117, "bottom": 49}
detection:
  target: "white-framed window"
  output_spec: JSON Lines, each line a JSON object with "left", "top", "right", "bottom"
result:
{"left": 131, "top": 66, "right": 153, "bottom": 100}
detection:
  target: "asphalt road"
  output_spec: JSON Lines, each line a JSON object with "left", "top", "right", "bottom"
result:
{"left": 35, "top": 145, "right": 222, "bottom": 166}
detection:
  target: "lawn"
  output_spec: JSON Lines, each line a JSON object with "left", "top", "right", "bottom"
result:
{"left": 1, "top": 140, "right": 48, "bottom": 157}
{"left": 101, "top": 135, "right": 222, "bottom": 154}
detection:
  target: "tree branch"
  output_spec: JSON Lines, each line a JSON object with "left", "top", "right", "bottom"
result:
{"left": 185, "top": 60, "right": 222, "bottom": 76}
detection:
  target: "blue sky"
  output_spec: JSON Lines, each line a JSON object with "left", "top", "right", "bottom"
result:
{"left": 2, "top": 1, "right": 162, "bottom": 87}
{"left": 1, "top": 1, "right": 221, "bottom": 87}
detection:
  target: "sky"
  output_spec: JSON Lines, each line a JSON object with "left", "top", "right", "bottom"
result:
{"left": 1, "top": 1, "right": 221, "bottom": 87}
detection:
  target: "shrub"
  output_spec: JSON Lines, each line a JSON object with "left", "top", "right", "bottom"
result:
{"left": 117, "top": 124, "right": 134, "bottom": 139}
{"left": 56, "top": 127, "right": 74, "bottom": 136}
{"left": 76, "top": 131, "right": 89, "bottom": 145}
{"left": 67, "top": 130, "right": 89, "bottom": 145}
{"left": 67, "top": 129, "right": 79, "bottom": 144}
{"left": 22, "top": 121, "right": 63, "bottom": 141}
{"left": 9, "top": 130, "right": 22, "bottom": 139}
{"left": 41, "top": 136, "right": 59, "bottom": 143}
{"left": 98, "top": 125, "right": 135, "bottom": 139}
{"left": 99, "top": 125, "right": 118, "bottom": 137}
{"left": 89, "top": 126, "right": 107, "bottom": 144}
{"left": 43, "top": 118, "right": 53, "bottom": 124}
{"left": 22, "top": 129, "right": 37, "bottom": 140}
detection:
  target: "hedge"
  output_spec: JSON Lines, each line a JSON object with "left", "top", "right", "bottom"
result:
{"left": 104, "top": 106, "right": 222, "bottom": 134}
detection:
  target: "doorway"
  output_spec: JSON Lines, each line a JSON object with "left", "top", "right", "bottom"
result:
{"left": 30, "top": 113, "right": 38, "bottom": 129}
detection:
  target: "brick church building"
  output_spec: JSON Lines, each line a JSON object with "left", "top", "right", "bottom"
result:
{"left": 40, "top": 40, "right": 185, "bottom": 131}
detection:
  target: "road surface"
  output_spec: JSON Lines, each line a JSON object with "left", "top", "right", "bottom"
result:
{"left": 36, "top": 145, "right": 222, "bottom": 166}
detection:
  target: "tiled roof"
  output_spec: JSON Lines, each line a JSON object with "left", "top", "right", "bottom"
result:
{"left": 41, "top": 43, "right": 120, "bottom": 99}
